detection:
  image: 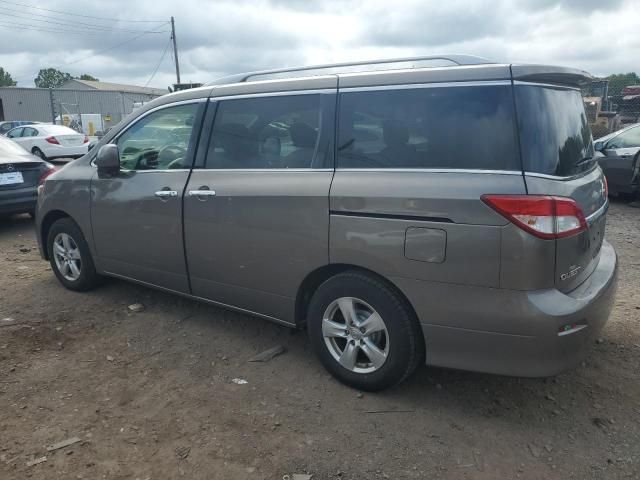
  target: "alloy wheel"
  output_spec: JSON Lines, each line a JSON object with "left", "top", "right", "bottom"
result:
{"left": 52, "top": 232, "right": 82, "bottom": 281}
{"left": 322, "top": 297, "right": 389, "bottom": 374}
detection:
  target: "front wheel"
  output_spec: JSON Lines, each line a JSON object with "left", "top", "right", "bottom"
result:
{"left": 307, "top": 271, "right": 424, "bottom": 391}
{"left": 47, "top": 218, "right": 102, "bottom": 291}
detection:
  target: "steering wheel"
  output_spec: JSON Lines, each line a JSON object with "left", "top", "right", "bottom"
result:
{"left": 133, "top": 145, "right": 187, "bottom": 170}
{"left": 157, "top": 145, "right": 187, "bottom": 165}
{"left": 133, "top": 149, "right": 160, "bottom": 170}
{"left": 167, "top": 157, "right": 186, "bottom": 169}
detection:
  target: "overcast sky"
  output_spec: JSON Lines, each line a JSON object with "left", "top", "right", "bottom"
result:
{"left": 1, "top": 0, "right": 638, "bottom": 90}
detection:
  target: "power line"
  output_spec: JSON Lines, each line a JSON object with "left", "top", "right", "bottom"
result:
{"left": 0, "top": 21, "right": 114, "bottom": 36}
{"left": 12, "top": 30, "right": 165, "bottom": 83}
{"left": 0, "top": 0, "right": 167, "bottom": 23}
{"left": 0, "top": 9, "right": 169, "bottom": 33}
{"left": 145, "top": 36, "right": 173, "bottom": 87}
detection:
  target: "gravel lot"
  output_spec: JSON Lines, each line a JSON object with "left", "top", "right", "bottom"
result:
{"left": 1, "top": 201, "right": 639, "bottom": 480}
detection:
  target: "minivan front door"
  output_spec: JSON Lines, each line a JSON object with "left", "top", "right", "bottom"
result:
{"left": 183, "top": 90, "right": 336, "bottom": 323}
{"left": 90, "top": 101, "right": 203, "bottom": 293}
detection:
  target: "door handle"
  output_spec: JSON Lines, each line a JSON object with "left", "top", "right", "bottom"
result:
{"left": 187, "top": 189, "right": 216, "bottom": 197}
{"left": 154, "top": 190, "right": 178, "bottom": 198}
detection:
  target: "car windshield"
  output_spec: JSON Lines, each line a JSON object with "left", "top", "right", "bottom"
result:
{"left": 516, "top": 85, "right": 595, "bottom": 177}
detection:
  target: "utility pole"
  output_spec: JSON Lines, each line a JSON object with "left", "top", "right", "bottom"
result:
{"left": 48, "top": 88, "right": 56, "bottom": 124}
{"left": 170, "top": 16, "right": 181, "bottom": 85}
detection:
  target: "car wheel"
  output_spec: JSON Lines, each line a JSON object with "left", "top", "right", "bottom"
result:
{"left": 46, "top": 218, "right": 101, "bottom": 291}
{"left": 32, "top": 147, "right": 47, "bottom": 160}
{"left": 307, "top": 271, "right": 424, "bottom": 391}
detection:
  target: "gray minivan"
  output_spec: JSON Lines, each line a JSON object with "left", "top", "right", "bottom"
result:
{"left": 35, "top": 56, "right": 617, "bottom": 391}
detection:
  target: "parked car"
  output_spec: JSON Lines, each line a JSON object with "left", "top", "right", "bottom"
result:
{"left": 6, "top": 124, "right": 89, "bottom": 161}
{"left": 35, "top": 56, "right": 617, "bottom": 391}
{"left": 595, "top": 123, "right": 640, "bottom": 197}
{"left": 0, "top": 120, "right": 40, "bottom": 136}
{"left": 0, "top": 135, "right": 55, "bottom": 217}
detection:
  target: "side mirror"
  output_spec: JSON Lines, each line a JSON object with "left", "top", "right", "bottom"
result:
{"left": 594, "top": 141, "right": 604, "bottom": 152}
{"left": 95, "top": 144, "right": 120, "bottom": 174}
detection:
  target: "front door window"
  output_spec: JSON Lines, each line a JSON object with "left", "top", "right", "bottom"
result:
{"left": 116, "top": 104, "right": 198, "bottom": 171}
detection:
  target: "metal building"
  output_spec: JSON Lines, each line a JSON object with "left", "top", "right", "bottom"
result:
{"left": 0, "top": 81, "right": 166, "bottom": 131}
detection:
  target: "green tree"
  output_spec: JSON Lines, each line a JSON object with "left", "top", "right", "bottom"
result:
{"left": 34, "top": 68, "right": 73, "bottom": 88}
{"left": 0, "top": 67, "right": 16, "bottom": 86}
{"left": 77, "top": 73, "right": 99, "bottom": 81}
{"left": 606, "top": 72, "right": 640, "bottom": 96}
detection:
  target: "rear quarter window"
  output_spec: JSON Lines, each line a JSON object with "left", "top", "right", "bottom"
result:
{"left": 337, "top": 84, "right": 520, "bottom": 171}
{"left": 515, "top": 85, "right": 594, "bottom": 177}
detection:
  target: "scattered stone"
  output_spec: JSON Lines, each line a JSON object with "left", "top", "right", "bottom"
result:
{"left": 19, "top": 247, "right": 31, "bottom": 253}
{"left": 231, "top": 378, "right": 248, "bottom": 385}
{"left": 544, "top": 445, "right": 553, "bottom": 453}
{"left": 248, "top": 345, "right": 285, "bottom": 363}
{"left": 592, "top": 417, "right": 609, "bottom": 429}
{"left": 528, "top": 444, "right": 541, "bottom": 458}
{"left": 26, "top": 456, "right": 47, "bottom": 467}
{"left": 47, "top": 436, "right": 81, "bottom": 451}
{"left": 0, "top": 318, "right": 17, "bottom": 328}
{"left": 356, "top": 392, "right": 363, "bottom": 399}
{"left": 106, "top": 355, "right": 114, "bottom": 362}
{"left": 175, "top": 446, "right": 190, "bottom": 459}
{"left": 596, "top": 338, "right": 604, "bottom": 344}
{"left": 545, "top": 394, "right": 556, "bottom": 402}
{"left": 291, "top": 475, "right": 313, "bottom": 480}
{"left": 127, "top": 303, "right": 145, "bottom": 313}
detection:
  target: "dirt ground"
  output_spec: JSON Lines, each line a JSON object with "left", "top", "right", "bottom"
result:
{"left": 0, "top": 202, "right": 639, "bottom": 480}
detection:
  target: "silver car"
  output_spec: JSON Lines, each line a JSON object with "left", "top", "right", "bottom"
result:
{"left": 35, "top": 56, "right": 618, "bottom": 391}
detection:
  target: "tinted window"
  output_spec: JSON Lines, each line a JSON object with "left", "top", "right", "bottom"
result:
{"left": 206, "top": 94, "right": 322, "bottom": 169}
{"left": 116, "top": 103, "right": 198, "bottom": 171}
{"left": 0, "top": 123, "right": 12, "bottom": 133}
{"left": 608, "top": 126, "right": 640, "bottom": 149}
{"left": 337, "top": 85, "right": 519, "bottom": 170}
{"left": 22, "top": 127, "right": 37, "bottom": 137}
{"left": 516, "top": 85, "right": 594, "bottom": 176}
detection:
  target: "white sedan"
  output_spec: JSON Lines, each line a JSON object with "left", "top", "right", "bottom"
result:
{"left": 6, "top": 124, "right": 89, "bottom": 161}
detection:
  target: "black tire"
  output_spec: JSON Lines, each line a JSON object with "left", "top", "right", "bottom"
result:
{"left": 46, "top": 218, "right": 102, "bottom": 291}
{"left": 307, "top": 271, "right": 424, "bottom": 391}
{"left": 32, "top": 147, "right": 47, "bottom": 160}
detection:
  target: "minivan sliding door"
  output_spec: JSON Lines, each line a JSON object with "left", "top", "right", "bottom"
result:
{"left": 183, "top": 90, "right": 336, "bottom": 323}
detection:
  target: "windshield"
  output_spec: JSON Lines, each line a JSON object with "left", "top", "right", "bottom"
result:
{"left": 516, "top": 85, "right": 594, "bottom": 177}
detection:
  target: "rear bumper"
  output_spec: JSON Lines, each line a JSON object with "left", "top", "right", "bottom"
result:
{"left": 392, "top": 240, "right": 618, "bottom": 377}
{"left": 0, "top": 185, "right": 37, "bottom": 215}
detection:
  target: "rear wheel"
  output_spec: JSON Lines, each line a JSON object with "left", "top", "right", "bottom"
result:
{"left": 32, "top": 147, "right": 47, "bottom": 160}
{"left": 307, "top": 271, "right": 424, "bottom": 391}
{"left": 47, "top": 218, "right": 101, "bottom": 291}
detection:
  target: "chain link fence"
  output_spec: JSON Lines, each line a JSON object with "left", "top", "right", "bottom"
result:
{"left": 582, "top": 79, "right": 640, "bottom": 138}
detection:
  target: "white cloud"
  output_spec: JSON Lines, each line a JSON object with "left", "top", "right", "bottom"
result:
{"left": 0, "top": 0, "right": 637, "bottom": 88}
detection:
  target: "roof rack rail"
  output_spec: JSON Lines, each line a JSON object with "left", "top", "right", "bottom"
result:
{"left": 208, "top": 54, "right": 494, "bottom": 85}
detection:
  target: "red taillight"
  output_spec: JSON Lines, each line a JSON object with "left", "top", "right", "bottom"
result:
{"left": 45, "top": 136, "right": 59, "bottom": 145}
{"left": 38, "top": 165, "right": 56, "bottom": 185}
{"left": 83, "top": 135, "right": 89, "bottom": 143}
{"left": 481, "top": 194, "right": 587, "bottom": 240}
